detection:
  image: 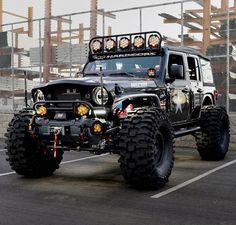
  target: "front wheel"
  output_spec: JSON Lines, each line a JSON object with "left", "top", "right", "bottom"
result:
{"left": 118, "top": 108, "right": 175, "bottom": 189}
{"left": 195, "top": 106, "right": 230, "bottom": 160}
{"left": 5, "top": 112, "right": 63, "bottom": 177}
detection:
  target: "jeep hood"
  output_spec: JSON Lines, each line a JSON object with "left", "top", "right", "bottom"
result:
{"left": 32, "top": 76, "right": 159, "bottom": 93}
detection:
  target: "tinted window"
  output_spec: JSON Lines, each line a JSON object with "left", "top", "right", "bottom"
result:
{"left": 168, "top": 54, "right": 184, "bottom": 79}
{"left": 187, "top": 57, "right": 200, "bottom": 81}
{"left": 84, "top": 55, "right": 161, "bottom": 78}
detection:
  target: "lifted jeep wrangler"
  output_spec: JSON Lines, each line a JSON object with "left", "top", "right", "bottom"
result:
{"left": 5, "top": 31, "right": 230, "bottom": 189}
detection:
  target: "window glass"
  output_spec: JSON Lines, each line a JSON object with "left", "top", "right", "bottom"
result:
{"left": 187, "top": 57, "right": 200, "bottom": 81}
{"left": 84, "top": 55, "right": 161, "bottom": 78}
{"left": 200, "top": 58, "right": 214, "bottom": 83}
{"left": 168, "top": 54, "right": 184, "bottom": 79}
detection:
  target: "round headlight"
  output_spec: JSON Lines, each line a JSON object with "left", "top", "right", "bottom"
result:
{"left": 34, "top": 90, "right": 45, "bottom": 102}
{"left": 92, "top": 87, "right": 109, "bottom": 105}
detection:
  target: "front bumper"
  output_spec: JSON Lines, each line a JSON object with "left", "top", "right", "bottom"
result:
{"left": 34, "top": 117, "right": 112, "bottom": 152}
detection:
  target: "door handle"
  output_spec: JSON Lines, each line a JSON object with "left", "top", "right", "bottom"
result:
{"left": 182, "top": 87, "right": 190, "bottom": 93}
{"left": 197, "top": 88, "right": 204, "bottom": 93}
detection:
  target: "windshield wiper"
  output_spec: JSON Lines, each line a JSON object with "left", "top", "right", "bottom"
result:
{"left": 109, "top": 72, "right": 136, "bottom": 77}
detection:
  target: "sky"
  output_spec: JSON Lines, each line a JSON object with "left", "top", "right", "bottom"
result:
{"left": 1, "top": 0, "right": 234, "bottom": 41}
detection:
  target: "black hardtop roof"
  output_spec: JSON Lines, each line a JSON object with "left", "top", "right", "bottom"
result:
{"left": 163, "top": 46, "right": 210, "bottom": 61}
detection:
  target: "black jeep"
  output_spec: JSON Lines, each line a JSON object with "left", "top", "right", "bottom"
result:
{"left": 5, "top": 31, "right": 230, "bottom": 189}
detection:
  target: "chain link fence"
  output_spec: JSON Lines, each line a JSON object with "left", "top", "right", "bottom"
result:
{"left": 0, "top": 0, "right": 235, "bottom": 112}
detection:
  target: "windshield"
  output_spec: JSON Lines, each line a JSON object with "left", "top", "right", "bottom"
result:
{"left": 84, "top": 55, "right": 161, "bottom": 78}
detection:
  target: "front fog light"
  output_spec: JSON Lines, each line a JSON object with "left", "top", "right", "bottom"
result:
{"left": 74, "top": 104, "right": 90, "bottom": 117}
{"left": 36, "top": 104, "right": 47, "bottom": 116}
{"left": 91, "top": 122, "right": 103, "bottom": 134}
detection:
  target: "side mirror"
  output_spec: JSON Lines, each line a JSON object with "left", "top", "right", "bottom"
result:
{"left": 169, "top": 64, "right": 184, "bottom": 80}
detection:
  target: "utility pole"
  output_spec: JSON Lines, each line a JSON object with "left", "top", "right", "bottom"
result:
{"left": 90, "top": 0, "right": 97, "bottom": 39}
{"left": 0, "top": 0, "right": 2, "bottom": 32}
{"left": 202, "top": 0, "right": 211, "bottom": 53}
{"left": 43, "top": 0, "right": 52, "bottom": 83}
{"left": 226, "top": 0, "right": 230, "bottom": 113}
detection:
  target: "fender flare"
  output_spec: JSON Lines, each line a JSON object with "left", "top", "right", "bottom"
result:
{"left": 112, "top": 93, "right": 161, "bottom": 111}
{"left": 202, "top": 93, "right": 215, "bottom": 106}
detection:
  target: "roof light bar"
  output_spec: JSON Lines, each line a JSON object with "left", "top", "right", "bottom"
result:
{"left": 89, "top": 31, "right": 162, "bottom": 55}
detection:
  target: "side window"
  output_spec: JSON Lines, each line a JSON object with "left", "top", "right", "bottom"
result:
{"left": 168, "top": 54, "right": 185, "bottom": 79}
{"left": 187, "top": 57, "right": 200, "bottom": 81}
{"left": 200, "top": 58, "right": 214, "bottom": 84}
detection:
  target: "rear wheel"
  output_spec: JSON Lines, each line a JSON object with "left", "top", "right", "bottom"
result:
{"left": 5, "top": 112, "right": 63, "bottom": 177}
{"left": 196, "top": 106, "right": 230, "bottom": 160}
{"left": 118, "top": 108, "right": 174, "bottom": 189}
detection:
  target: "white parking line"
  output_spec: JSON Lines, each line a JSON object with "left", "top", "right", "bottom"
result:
{"left": 61, "top": 153, "right": 109, "bottom": 165}
{"left": 0, "top": 153, "right": 109, "bottom": 177}
{"left": 0, "top": 171, "right": 15, "bottom": 177}
{"left": 151, "top": 159, "right": 236, "bottom": 199}
{"left": 0, "top": 149, "right": 6, "bottom": 152}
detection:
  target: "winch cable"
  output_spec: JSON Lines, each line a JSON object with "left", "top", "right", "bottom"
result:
{"left": 53, "top": 131, "right": 58, "bottom": 158}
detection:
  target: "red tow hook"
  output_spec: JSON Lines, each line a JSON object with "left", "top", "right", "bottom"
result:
{"left": 53, "top": 130, "right": 59, "bottom": 158}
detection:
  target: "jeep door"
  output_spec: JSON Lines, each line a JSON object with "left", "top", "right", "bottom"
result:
{"left": 186, "top": 55, "right": 204, "bottom": 113}
{"left": 167, "top": 52, "right": 191, "bottom": 123}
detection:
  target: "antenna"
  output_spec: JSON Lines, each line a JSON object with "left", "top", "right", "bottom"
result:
{"left": 24, "top": 71, "right": 28, "bottom": 107}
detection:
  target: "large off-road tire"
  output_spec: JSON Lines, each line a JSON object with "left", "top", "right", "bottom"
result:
{"left": 118, "top": 108, "right": 175, "bottom": 189}
{"left": 5, "top": 112, "right": 63, "bottom": 177}
{"left": 196, "top": 106, "right": 230, "bottom": 160}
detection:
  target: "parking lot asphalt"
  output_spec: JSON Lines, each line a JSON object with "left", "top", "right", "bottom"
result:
{"left": 0, "top": 140, "right": 236, "bottom": 225}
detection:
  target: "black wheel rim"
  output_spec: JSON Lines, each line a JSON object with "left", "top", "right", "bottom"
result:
{"left": 155, "top": 130, "right": 165, "bottom": 166}
{"left": 220, "top": 119, "right": 228, "bottom": 150}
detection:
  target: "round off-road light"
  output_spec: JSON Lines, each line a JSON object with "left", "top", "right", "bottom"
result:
{"left": 91, "top": 39, "right": 102, "bottom": 53}
{"left": 35, "top": 104, "right": 47, "bottom": 116}
{"left": 148, "top": 34, "right": 160, "bottom": 49}
{"left": 105, "top": 38, "right": 116, "bottom": 52}
{"left": 74, "top": 104, "right": 90, "bottom": 117}
{"left": 119, "top": 37, "right": 130, "bottom": 50}
{"left": 133, "top": 36, "right": 145, "bottom": 49}
{"left": 91, "top": 121, "right": 103, "bottom": 134}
